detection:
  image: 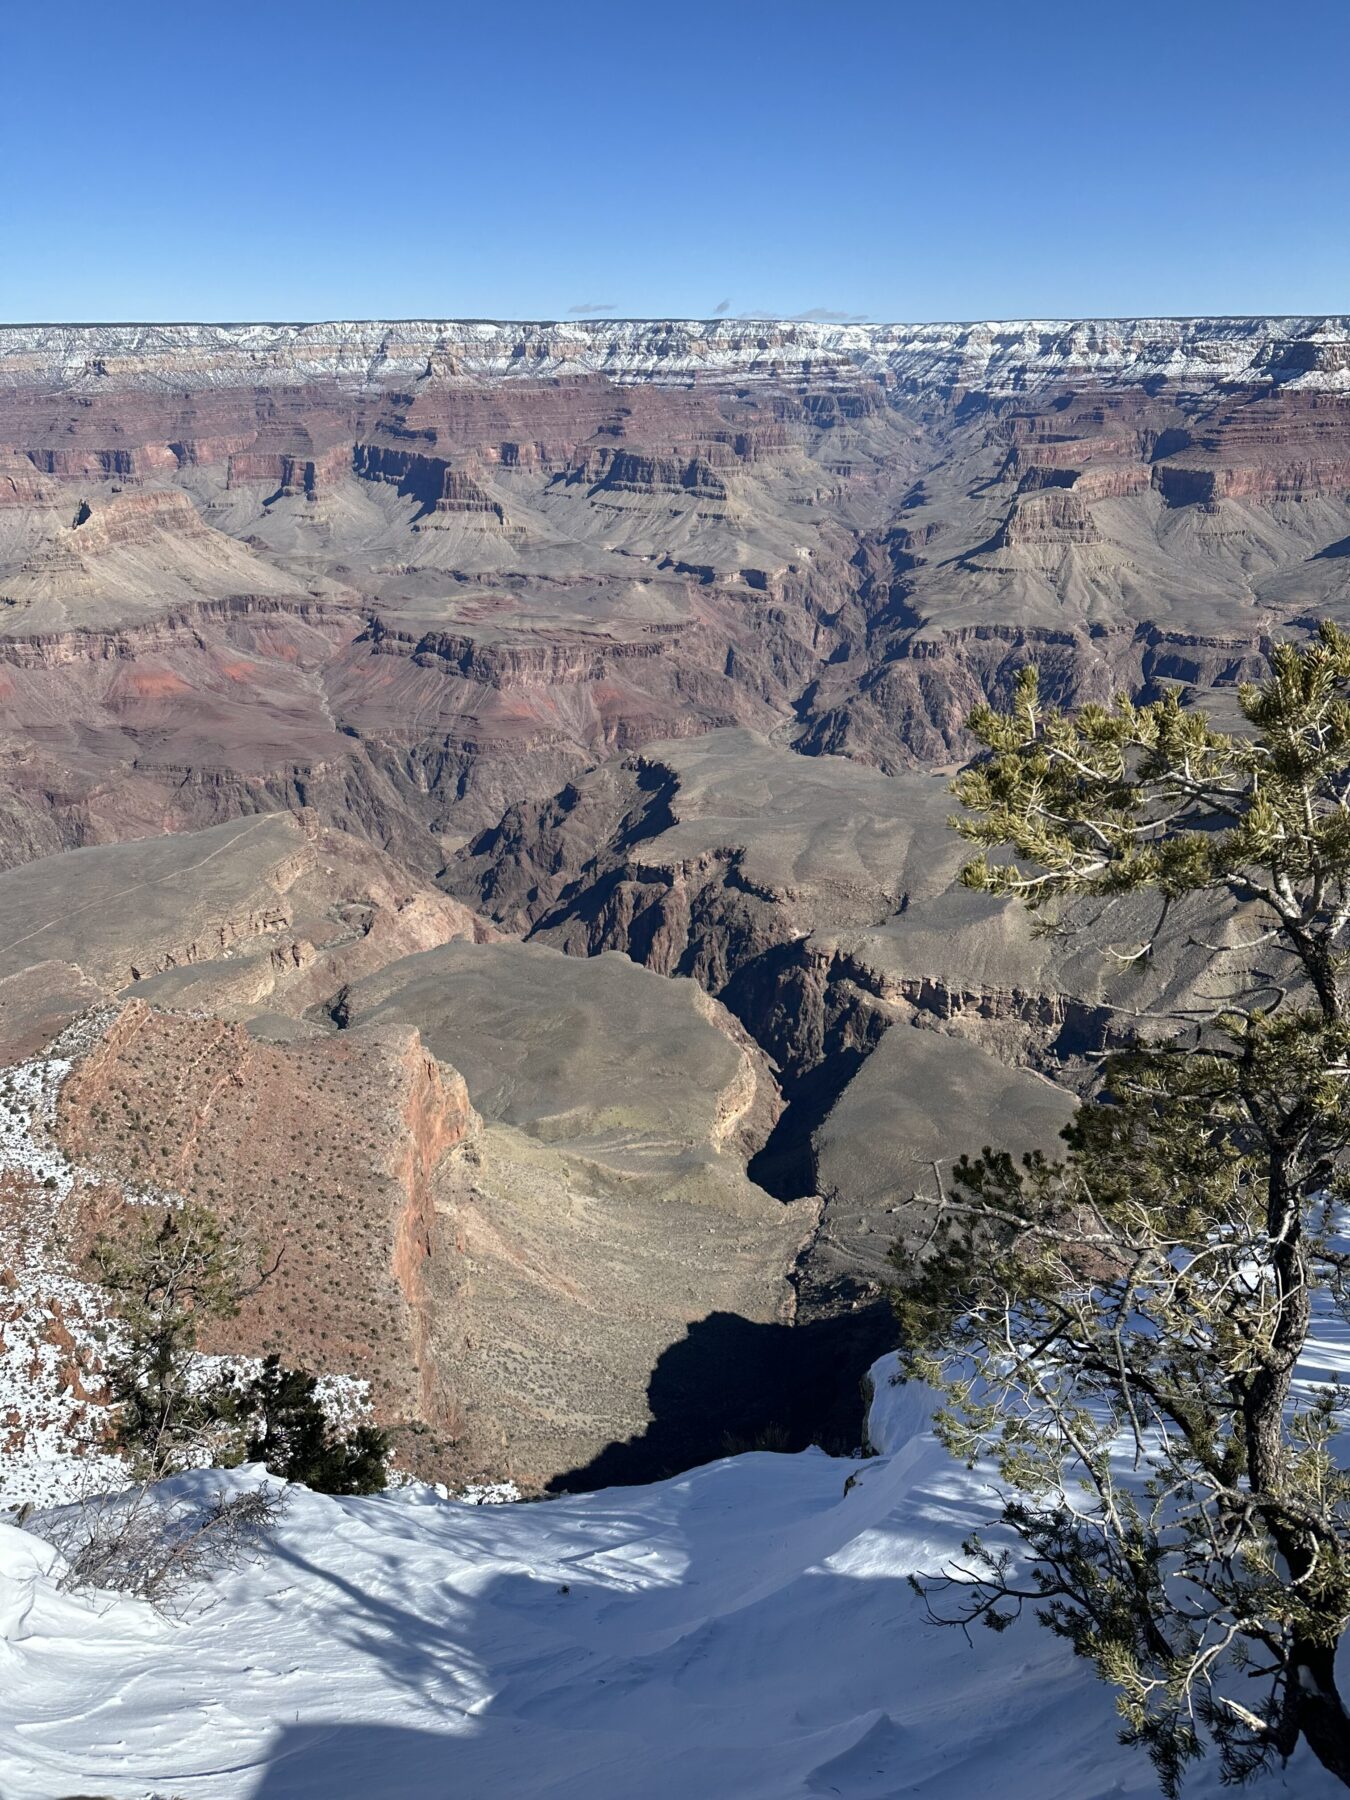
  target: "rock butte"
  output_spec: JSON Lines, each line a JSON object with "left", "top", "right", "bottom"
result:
{"left": 1, "top": 316, "right": 1347, "bottom": 1488}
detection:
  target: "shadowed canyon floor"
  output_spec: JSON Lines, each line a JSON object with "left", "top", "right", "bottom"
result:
{"left": 3, "top": 315, "right": 1349, "bottom": 1493}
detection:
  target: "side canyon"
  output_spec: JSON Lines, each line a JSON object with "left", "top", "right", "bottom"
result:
{"left": 4, "top": 314, "right": 1350, "bottom": 1490}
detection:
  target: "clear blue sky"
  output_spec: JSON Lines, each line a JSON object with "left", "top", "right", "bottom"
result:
{"left": 4, "top": 0, "right": 1348, "bottom": 324}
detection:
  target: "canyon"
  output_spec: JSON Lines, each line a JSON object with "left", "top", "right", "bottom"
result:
{"left": 3, "top": 314, "right": 1350, "bottom": 1493}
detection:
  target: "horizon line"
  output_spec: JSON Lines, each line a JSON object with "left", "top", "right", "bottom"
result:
{"left": 1, "top": 312, "right": 1348, "bottom": 332}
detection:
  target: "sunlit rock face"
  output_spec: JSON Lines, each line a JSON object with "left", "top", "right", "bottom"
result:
{"left": 3, "top": 313, "right": 1350, "bottom": 879}
{"left": 3, "top": 315, "right": 1350, "bottom": 1489}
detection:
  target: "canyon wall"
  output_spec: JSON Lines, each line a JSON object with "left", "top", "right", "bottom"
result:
{"left": 4, "top": 315, "right": 1349, "bottom": 1488}
{"left": 4, "top": 315, "right": 1350, "bottom": 395}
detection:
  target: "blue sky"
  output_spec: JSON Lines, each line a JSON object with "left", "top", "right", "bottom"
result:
{"left": 4, "top": 0, "right": 1348, "bottom": 323}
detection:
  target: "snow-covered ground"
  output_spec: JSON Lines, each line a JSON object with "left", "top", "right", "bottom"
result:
{"left": 0, "top": 1038, "right": 377, "bottom": 1512}
{"left": 1, "top": 1032, "right": 1342, "bottom": 1795}
{"left": 0, "top": 1360, "right": 1336, "bottom": 1800}
{"left": 0, "top": 1043, "right": 129, "bottom": 1508}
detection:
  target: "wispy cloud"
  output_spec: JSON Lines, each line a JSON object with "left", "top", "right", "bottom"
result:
{"left": 567, "top": 301, "right": 617, "bottom": 316}
{"left": 721, "top": 304, "right": 870, "bottom": 323}
{"left": 712, "top": 298, "right": 731, "bottom": 315}
{"left": 789, "top": 307, "right": 869, "bottom": 323}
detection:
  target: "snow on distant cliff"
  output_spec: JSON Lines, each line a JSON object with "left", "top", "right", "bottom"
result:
{"left": 2, "top": 315, "right": 1350, "bottom": 395}
{"left": 0, "top": 1357, "right": 1334, "bottom": 1800}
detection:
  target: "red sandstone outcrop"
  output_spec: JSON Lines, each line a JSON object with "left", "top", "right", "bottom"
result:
{"left": 45, "top": 955, "right": 811, "bottom": 1490}
{"left": 352, "top": 443, "right": 506, "bottom": 518}
{"left": 59, "top": 487, "right": 209, "bottom": 550}
{"left": 0, "top": 453, "right": 58, "bottom": 507}
{"left": 991, "top": 489, "right": 1102, "bottom": 547}
{"left": 58, "top": 1002, "right": 480, "bottom": 1445}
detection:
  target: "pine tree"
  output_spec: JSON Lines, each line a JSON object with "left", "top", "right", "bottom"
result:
{"left": 895, "top": 624, "right": 1350, "bottom": 1791}
{"left": 237, "top": 1355, "right": 388, "bottom": 1495}
{"left": 93, "top": 1205, "right": 385, "bottom": 1495}
{"left": 92, "top": 1201, "right": 247, "bottom": 1479}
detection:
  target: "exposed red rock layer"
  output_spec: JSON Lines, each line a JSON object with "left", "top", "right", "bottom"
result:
{"left": 57, "top": 1002, "right": 479, "bottom": 1450}
{"left": 7, "top": 319, "right": 1350, "bottom": 1489}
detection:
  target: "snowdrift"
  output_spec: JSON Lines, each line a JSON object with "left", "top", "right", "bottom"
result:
{"left": 0, "top": 1358, "right": 1334, "bottom": 1800}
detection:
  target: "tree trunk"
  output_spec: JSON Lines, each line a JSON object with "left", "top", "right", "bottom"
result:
{"left": 1240, "top": 1149, "right": 1350, "bottom": 1779}
{"left": 1241, "top": 1152, "right": 1310, "bottom": 1500}
{"left": 1293, "top": 1639, "right": 1350, "bottom": 1787}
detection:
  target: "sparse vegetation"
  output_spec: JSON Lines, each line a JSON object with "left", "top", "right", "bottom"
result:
{"left": 92, "top": 1200, "right": 254, "bottom": 1480}
{"left": 92, "top": 1199, "right": 387, "bottom": 1494}
{"left": 42, "top": 1480, "right": 284, "bottom": 1607}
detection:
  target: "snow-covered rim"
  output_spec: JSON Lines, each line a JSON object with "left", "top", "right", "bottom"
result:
{"left": 2, "top": 314, "right": 1349, "bottom": 394}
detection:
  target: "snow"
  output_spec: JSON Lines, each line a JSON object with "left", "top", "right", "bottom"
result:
{"left": 0, "top": 1046, "right": 128, "bottom": 1508}
{"left": 4, "top": 315, "right": 1350, "bottom": 396}
{"left": 0, "top": 1361, "right": 1335, "bottom": 1799}
{"left": 0, "top": 1037, "right": 377, "bottom": 1512}
{"left": 1, "top": 1029, "right": 1343, "bottom": 1795}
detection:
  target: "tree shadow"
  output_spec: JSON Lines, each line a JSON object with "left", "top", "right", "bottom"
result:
{"left": 547, "top": 1304, "right": 893, "bottom": 1493}
{"left": 243, "top": 1719, "right": 467, "bottom": 1798}
{"left": 230, "top": 1545, "right": 1110, "bottom": 1799}
{"left": 236, "top": 1560, "right": 925, "bottom": 1799}
{"left": 44, "top": 1377, "right": 1211, "bottom": 1800}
